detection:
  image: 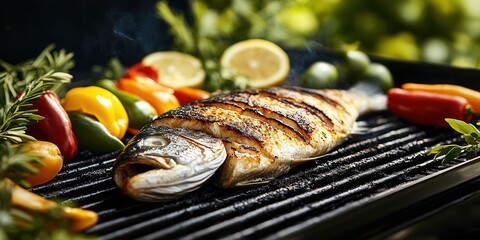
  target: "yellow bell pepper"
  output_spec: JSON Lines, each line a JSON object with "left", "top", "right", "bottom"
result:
{"left": 62, "top": 86, "right": 128, "bottom": 139}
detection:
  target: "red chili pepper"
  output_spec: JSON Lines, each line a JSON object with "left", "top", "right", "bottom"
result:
{"left": 387, "top": 88, "right": 472, "bottom": 127}
{"left": 124, "top": 63, "right": 159, "bottom": 82}
{"left": 27, "top": 90, "right": 78, "bottom": 160}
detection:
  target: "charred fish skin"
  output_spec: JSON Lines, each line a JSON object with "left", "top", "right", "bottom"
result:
{"left": 113, "top": 125, "right": 226, "bottom": 202}
{"left": 153, "top": 87, "right": 363, "bottom": 188}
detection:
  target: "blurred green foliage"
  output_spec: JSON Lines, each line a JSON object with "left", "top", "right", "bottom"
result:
{"left": 190, "top": 0, "right": 480, "bottom": 68}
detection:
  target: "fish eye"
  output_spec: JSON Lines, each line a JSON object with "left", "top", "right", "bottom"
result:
{"left": 142, "top": 136, "right": 170, "bottom": 147}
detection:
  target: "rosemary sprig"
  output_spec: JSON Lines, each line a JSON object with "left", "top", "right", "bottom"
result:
{"left": 0, "top": 142, "right": 41, "bottom": 186}
{"left": 0, "top": 45, "right": 73, "bottom": 143}
{"left": 0, "top": 71, "right": 72, "bottom": 143}
{"left": 428, "top": 118, "right": 480, "bottom": 163}
{"left": 0, "top": 44, "right": 75, "bottom": 104}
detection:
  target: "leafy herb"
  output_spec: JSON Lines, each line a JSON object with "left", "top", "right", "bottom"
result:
{"left": 0, "top": 142, "right": 41, "bottom": 186}
{"left": 91, "top": 58, "right": 125, "bottom": 81}
{"left": 428, "top": 118, "right": 480, "bottom": 163}
{"left": 156, "top": 0, "right": 249, "bottom": 91}
{"left": 0, "top": 71, "right": 72, "bottom": 143}
{"left": 157, "top": 1, "right": 196, "bottom": 54}
{"left": 0, "top": 45, "right": 73, "bottom": 143}
{"left": 0, "top": 44, "right": 75, "bottom": 101}
{"left": 0, "top": 46, "right": 95, "bottom": 239}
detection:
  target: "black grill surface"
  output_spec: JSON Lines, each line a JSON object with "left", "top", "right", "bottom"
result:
{"left": 31, "top": 110, "right": 469, "bottom": 239}
{"left": 31, "top": 51, "right": 480, "bottom": 239}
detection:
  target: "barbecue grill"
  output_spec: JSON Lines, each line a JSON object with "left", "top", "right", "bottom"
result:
{"left": 29, "top": 49, "right": 480, "bottom": 239}
{"left": 2, "top": 1, "right": 480, "bottom": 239}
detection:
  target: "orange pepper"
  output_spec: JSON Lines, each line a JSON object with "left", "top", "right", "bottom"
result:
{"left": 117, "top": 76, "right": 180, "bottom": 115}
{"left": 21, "top": 141, "right": 63, "bottom": 187}
{"left": 402, "top": 83, "right": 480, "bottom": 112}
{"left": 8, "top": 179, "right": 98, "bottom": 232}
{"left": 174, "top": 87, "right": 212, "bottom": 105}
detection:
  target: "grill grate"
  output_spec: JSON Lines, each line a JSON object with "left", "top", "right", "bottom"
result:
{"left": 30, "top": 110, "right": 466, "bottom": 239}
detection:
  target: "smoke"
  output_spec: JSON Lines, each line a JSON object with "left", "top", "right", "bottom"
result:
{"left": 105, "top": 3, "right": 169, "bottom": 66}
{"left": 76, "top": 0, "right": 176, "bottom": 69}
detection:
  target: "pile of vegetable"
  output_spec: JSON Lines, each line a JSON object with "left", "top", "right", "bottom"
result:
{"left": 0, "top": 43, "right": 215, "bottom": 238}
{"left": 386, "top": 83, "right": 480, "bottom": 163}
{"left": 299, "top": 48, "right": 393, "bottom": 92}
{"left": 387, "top": 83, "right": 480, "bottom": 127}
{"left": 0, "top": 46, "right": 98, "bottom": 239}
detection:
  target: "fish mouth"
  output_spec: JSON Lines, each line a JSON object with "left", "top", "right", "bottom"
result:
{"left": 113, "top": 153, "right": 217, "bottom": 202}
{"left": 113, "top": 154, "right": 177, "bottom": 196}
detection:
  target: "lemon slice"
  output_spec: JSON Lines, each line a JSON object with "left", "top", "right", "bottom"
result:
{"left": 220, "top": 39, "right": 290, "bottom": 89}
{"left": 142, "top": 51, "right": 206, "bottom": 88}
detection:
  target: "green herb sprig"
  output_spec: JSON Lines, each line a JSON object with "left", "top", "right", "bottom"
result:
{"left": 91, "top": 58, "right": 125, "bottom": 81}
{"left": 0, "top": 44, "right": 74, "bottom": 102}
{"left": 0, "top": 142, "right": 42, "bottom": 186}
{"left": 0, "top": 71, "right": 72, "bottom": 143}
{"left": 156, "top": 1, "right": 249, "bottom": 92}
{"left": 0, "top": 45, "right": 73, "bottom": 143}
{"left": 428, "top": 118, "right": 480, "bottom": 163}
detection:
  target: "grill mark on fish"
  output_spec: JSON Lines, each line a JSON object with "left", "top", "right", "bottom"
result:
{"left": 253, "top": 89, "right": 335, "bottom": 130}
{"left": 283, "top": 86, "right": 343, "bottom": 109}
{"left": 205, "top": 89, "right": 335, "bottom": 135}
{"left": 196, "top": 101, "right": 308, "bottom": 142}
{"left": 283, "top": 87, "right": 357, "bottom": 126}
{"left": 156, "top": 105, "right": 288, "bottom": 160}
{"left": 200, "top": 93, "right": 313, "bottom": 140}
{"left": 158, "top": 87, "right": 357, "bottom": 165}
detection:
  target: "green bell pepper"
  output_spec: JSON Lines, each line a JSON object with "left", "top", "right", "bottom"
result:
{"left": 95, "top": 79, "right": 157, "bottom": 132}
{"left": 68, "top": 112, "right": 125, "bottom": 152}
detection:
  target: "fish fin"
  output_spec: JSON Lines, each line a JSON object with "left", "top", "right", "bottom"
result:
{"left": 350, "top": 121, "right": 369, "bottom": 135}
{"left": 348, "top": 82, "right": 387, "bottom": 115}
{"left": 292, "top": 156, "right": 318, "bottom": 164}
{"left": 291, "top": 150, "right": 339, "bottom": 164}
{"left": 233, "top": 177, "right": 275, "bottom": 187}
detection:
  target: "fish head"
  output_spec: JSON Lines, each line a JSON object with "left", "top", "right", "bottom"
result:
{"left": 113, "top": 125, "right": 226, "bottom": 202}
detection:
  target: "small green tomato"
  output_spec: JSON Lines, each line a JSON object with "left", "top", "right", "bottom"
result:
{"left": 359, "top": 63, "right": 394, "bottom": 92}
{"left": 300, "top": 62, "right": 339, "bottom": 89}
{"left": 345, "top": 50, "right": 371, "bottom": 75}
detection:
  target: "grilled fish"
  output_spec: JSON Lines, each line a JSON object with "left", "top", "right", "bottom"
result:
{"left": 113, "top": 86, "right": 384, "bottom": 202}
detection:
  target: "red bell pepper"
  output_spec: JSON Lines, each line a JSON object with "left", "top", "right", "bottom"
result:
{"left": 387, "top": 88, "right": 472, "bottom": 127}
{"left": 124, "top": 63, "right": 159, "bottom": 82}
{"left": 27, "top": 90, "right": 78, "bottom": 160}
